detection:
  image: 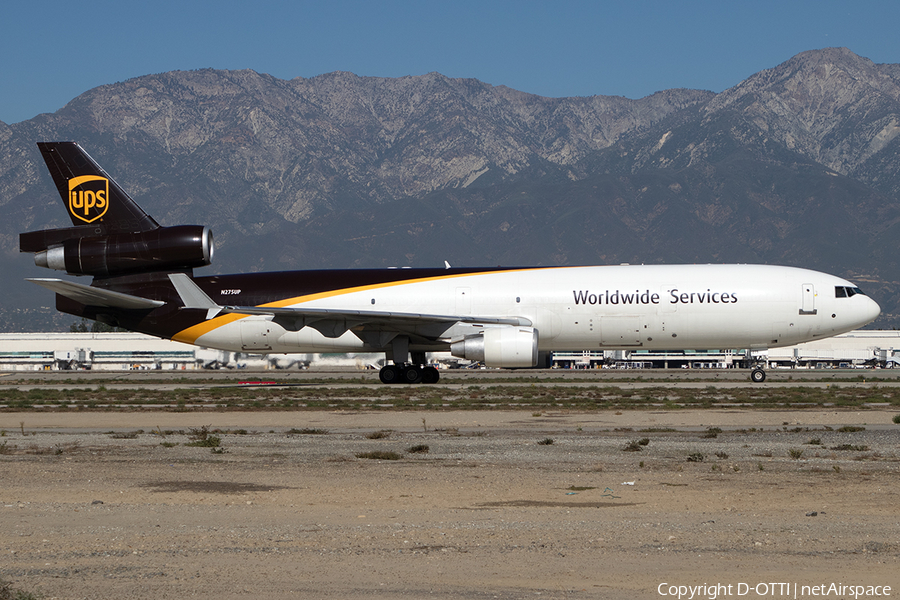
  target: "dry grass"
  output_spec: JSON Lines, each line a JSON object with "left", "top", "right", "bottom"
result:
{"left": 356, "top": 451, "right": 402, "bottom": 460}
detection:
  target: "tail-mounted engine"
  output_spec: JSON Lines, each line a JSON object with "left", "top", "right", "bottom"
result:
{"left": 20, "top": 225, "right": 213, "bottom": 277}
{"left": 450, "top": 326, "right": 539, "bottom": 368}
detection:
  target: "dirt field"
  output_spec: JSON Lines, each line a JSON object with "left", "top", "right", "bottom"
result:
{"left": 1, "top": 407, "right": 899, "bottom": 599}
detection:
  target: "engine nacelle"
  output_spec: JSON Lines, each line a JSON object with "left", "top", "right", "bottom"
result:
{"left": 450, "top": 326, "right": 539, "bottom": 368}
{"left": 32, "top": 225, "right": 213, "bottom": 277}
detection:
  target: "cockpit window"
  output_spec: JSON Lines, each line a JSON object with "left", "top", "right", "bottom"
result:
{"left": 835, "top": 286, "right": 865, "bottom": 298}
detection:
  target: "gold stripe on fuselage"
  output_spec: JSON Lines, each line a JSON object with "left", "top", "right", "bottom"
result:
{"left": 171, "top": 267, "right": 558, "bottom": 345}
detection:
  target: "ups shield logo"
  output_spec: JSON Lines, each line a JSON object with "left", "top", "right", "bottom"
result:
{"left": 68, "top": 175, "right": 109, "bottom": 223}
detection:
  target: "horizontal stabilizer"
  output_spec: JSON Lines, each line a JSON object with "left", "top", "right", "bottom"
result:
{"left": 27, "top": 278, "right": 165, "bottom": 310}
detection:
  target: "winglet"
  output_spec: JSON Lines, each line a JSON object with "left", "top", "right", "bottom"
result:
{"left": 168, "top": 273, "right": 222, "bottom": 319}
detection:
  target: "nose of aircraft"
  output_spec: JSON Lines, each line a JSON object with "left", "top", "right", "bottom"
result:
{"left": 863, "top": 296, "right": 881, "bottom": 323}
{"left": 860, "top": 295, "right": 881, "bottom": 326}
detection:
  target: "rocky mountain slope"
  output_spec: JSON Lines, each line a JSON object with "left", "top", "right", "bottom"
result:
{"left": 2, "top": 47, "right": 899, "bottom": 331}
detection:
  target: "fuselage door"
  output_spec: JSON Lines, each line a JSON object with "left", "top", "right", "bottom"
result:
{"left": 800, "top": 284, "right": 817, "bottom": 315}
{"left": 456, "top": 287, "right": 471, "bottom": 315}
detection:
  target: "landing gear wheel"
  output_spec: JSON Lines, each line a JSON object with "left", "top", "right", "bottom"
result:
{"left": 402, "top": 365, "right": 423, "bottom": 384}
{"left": 421, "top": 366, "right": 440, "bottom": 384}
{"left": 379, "top": 365, "right": 401, "bottom": 384}
{"left": 750, "top": 368, "right": 767, "bottom": 383}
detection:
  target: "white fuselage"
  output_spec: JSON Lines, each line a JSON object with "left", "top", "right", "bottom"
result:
{"left": 186, "top": 264, "right": 881, "bottom": 355}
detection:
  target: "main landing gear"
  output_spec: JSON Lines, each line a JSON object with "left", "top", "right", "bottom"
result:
{"left": 379, "top": 364, "right": 440, "bottom": 384}
{"left": 379, "top": 336, "right": 440, "bottom": 384}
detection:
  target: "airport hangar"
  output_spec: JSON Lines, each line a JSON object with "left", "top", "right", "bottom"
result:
{"left": 1, "top": 330, "right": 899, "bottom": 372}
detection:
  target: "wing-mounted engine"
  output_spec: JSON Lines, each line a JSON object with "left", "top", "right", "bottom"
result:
{"left": 450, "top": 326, "right": 539, "bottom": 368}
{"left": 20, "top": 225, "right": 214, "bottom": 277}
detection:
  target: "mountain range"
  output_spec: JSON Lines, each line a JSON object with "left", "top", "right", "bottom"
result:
{"left": 2, "top": 47, "right": 899, "bottom": 332}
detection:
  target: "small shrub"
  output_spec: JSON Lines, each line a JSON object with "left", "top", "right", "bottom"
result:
{"left": 188, "top": 425, "right": 212, "bottom": 441}
{"left": 715, "top": 452, "right": 729, "bottom": 459}
{"left": 0, "top": 577, "right": 41, "bottom": 600}
{"left": 537, "top": 438, "right": 555, "bottom": 445}
{"left": 837, "top": 426, "right": 865, "bottom": 432}
{"left": 789, "top": 448, "right": 804, "bottom": 460}
{"left": 702, "top": 427, "right": 723, "bottom": 439}
{"left": 830, "top": 444, "right": 869, "bottom": 452}
{"left": 892, "top": 414, "right": 900, "bottom": 424}
{"left": 287, "top": 428, "right": 328, "bottom": 435}
{"left": 806, "top": 438, "right": 822, "bottom": 445}
{"left": 623, "top": 440, "right": 642, "bottom": 452}
{"left": 406, "top": 444, "right": 430, "bottom": 454}
{"left": 356, "top": 451, "right": 402, "bottom": 460}
{"left": 686, "top": 452, "right": 705, "bottom": 463}
{"left": 638, "top": 438, "right": 650, "bottom": 446}
{"left": 186, "top": 435, "right": 221, "bottom": 448}
{"left": 366, "top": 430, "right": 392, "bottom": 440}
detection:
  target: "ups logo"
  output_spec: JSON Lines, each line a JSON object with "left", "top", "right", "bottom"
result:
{"left": 68, "top": 175, "right": 109, "bottom": 223}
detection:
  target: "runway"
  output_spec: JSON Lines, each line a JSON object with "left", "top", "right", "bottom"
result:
{"left": 2, "top": 366, "right": 900, "bottom": 388}
{"left": 2, "top": 368, "right": 899, "bottom": 413}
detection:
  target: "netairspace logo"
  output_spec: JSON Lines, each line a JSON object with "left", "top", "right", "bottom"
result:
{"left": 657, "top": 582, "right": 892, "bottom": 599}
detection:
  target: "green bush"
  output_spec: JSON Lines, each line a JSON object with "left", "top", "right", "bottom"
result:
{"left": 186, "top": 435, "right": 221, "bottom": 448}
{"left": 0, "top": 577, "right": 42, "bottom": 600}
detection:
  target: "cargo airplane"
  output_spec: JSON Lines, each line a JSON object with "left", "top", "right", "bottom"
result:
{"left": 19, "top": 142, "right": 881, "bottom": 383}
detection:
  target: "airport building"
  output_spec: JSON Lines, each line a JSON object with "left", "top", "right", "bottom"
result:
{"left": 552, "top": 329, "right": 900, "bottom": 370}
{"left": 1, "top": 330, "right": 899, "bottom": 372}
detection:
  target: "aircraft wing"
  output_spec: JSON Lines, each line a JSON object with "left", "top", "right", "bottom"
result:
{"left": 28, "top": 278, "right": 165, "bottom": 310}
{"left": 167, "top": 273, "right": 531, "bottom": 327}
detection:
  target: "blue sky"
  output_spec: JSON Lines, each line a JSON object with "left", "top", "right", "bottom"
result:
{"left": 2, "top": 0, "right": 898, "bottom": 124}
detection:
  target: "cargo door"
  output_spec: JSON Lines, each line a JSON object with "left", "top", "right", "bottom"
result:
{"left": 600, "top": 316, "right": 642, "bottom": 347}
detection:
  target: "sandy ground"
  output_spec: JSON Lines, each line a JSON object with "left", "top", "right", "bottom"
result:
{"left": 1, "top": 409, "right": 899, "bottom": 599}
